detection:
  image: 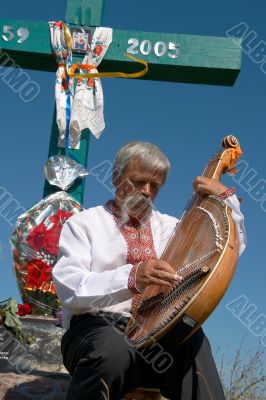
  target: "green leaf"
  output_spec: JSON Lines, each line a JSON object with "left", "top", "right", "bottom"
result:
{"left": 4, "top": 311, "right": 22, "bottom": 330}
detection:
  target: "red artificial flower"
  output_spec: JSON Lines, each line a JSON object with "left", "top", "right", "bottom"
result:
{"left": 17, "top": 304, "right": 32, "bottom": 316}
{"left": 61, "top": 50, "right": 67, "bottom": 59}
{"left": 25, "top": 259, "right": 53, "bottom": 289}
{"left": 26, "top": 210, "right": 73, "bottom": 258}
{"left": 61, "top": 80, "right": 69, "bottom": 91}
{"left": 41, "top": 231, "right": 60, "bottom": 257}
{"left": 50, "top": 210, "right": 73, "bottom": 226}
{"left": 27, "top": 223, "right": 47, "bottom": 252}
{"left": 87, "top": 78, "right": 95, "bottom": 88}
{"left": 15, "top": 262, "right": 20, "bottom": 271}
{"left": 54, "top": 22, "right": 63, "bottom": 28}
{"left": 14, "top": 247, "right": 20, "bottom": 259}
{"left": 94, "top": 45, "right": 103, "bottom": 56}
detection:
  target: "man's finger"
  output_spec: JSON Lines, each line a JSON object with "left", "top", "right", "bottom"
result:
{"left": 153, "top": 270, "right": 179, "bottom": 282}
{"left": 175, "top": 272, "right": 182, "bottom": 281}
{"left": 154, "top": 262, "right": 176, "bottom": 275}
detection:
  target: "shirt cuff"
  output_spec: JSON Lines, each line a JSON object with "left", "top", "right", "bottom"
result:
{"left": 128, "top": 263, "right": 141, "bottom": 294}
{"left": 218, "top": 187, "right": 236, "bottom": 200}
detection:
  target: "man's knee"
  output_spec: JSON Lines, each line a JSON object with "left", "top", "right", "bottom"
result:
{"left": 94, "top": 331, "right": 136, "bottom": 377}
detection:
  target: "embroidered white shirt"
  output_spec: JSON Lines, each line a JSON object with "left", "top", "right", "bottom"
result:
{"left": 52, "top": 195, "right": 246, "bottom": 329}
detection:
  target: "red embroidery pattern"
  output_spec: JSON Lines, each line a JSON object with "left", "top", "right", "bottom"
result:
{"left": 218, "top": 187, "right": 236, "bottom": 200}
{"left": 123, "top": 227, "right": 157, "bottom": 265}
{"left": 128, "top": 263, "right": 141, "bottom": 294}
{"left": 105, "top": 200, "right": 157, "bottom": 262}
{"left": 105, "top": 200, "right": 157, "bottom": 296}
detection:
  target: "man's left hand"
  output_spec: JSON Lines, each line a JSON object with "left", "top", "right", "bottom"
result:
{"left": 193, "top": 176, "right": 227, "bottom": 196}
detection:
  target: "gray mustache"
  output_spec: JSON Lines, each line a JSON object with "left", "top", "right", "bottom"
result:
{"left": 118, "top": 194, "right": 154, "bottom": 227}
{"left": 125, "top": 194, "right": 153, "bottom": 210}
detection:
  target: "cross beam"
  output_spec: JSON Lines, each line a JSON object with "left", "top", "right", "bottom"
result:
{"left": 0, "top": 18, "right": 241, "bottom": 85}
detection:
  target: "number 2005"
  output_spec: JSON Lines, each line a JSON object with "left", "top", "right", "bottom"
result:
{"left": 127, "top": 38, "right": 180, "bottom": 59}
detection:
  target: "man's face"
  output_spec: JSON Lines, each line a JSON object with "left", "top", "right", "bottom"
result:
{"left": 115, "top": 159, "right": 164, "bottom": 224}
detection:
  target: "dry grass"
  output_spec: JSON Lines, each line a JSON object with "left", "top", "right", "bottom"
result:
{"left": 218, "top": 338, "right": 266, "bottom": 400}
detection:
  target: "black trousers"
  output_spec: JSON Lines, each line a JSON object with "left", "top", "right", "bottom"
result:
{"left": 61, "top": 313, "right": 225, "bottom": 400}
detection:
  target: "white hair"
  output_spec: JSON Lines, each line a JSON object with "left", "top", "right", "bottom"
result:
{"left": 113, "top": 141, "right": 170, "bottom": 186}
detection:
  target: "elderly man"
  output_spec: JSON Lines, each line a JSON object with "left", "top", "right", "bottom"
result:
{"left": 52, "top": 141, "right": 246, "bottom": 400}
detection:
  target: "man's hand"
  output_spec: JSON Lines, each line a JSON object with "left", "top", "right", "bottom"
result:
{"left": 135, "top": 259, "right": 181, "bottom": 292}
{"left": 193, "top": 176, "right": 227, "bottom": 196}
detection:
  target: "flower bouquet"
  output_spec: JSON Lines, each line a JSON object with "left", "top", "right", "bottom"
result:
{"left": 10, "top": 156, "right": 87, "bottom": 316}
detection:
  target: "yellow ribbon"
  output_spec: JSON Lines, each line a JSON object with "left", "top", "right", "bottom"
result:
{"left": 61, "top": 22, "right": 148, "bottom": 79}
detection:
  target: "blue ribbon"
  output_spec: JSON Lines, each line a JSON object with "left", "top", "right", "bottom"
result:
{"left": 64, "top": 21, "right": 80, "bottom": 164}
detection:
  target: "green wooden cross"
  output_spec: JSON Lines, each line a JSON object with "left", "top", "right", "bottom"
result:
{"left": 0, "top": 0, "right": 242, "bottom": 204}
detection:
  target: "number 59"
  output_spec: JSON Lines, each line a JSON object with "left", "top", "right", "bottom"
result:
{"left": 2, "top": 26, "right": 29, "bottom": 44}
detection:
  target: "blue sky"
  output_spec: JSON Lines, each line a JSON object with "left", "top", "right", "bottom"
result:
{"left": 1, "top": 0, "right": 265, "bottom": 376}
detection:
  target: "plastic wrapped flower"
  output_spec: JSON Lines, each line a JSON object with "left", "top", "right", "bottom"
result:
{"left": 10, "top": 156, "right": 88, "bottom": 316}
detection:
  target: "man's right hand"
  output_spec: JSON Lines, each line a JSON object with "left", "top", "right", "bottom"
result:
{"left": 135, "top": 259, "right": 181, "bottom": 293}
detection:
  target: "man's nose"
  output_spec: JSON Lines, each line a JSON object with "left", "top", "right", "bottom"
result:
{"left": 141, "top": 183, "right": 152, "bottom": 197}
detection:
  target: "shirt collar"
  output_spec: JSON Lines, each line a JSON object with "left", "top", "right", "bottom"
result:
{"left": 105, "top": 199, "right": 152, "bottom": 229}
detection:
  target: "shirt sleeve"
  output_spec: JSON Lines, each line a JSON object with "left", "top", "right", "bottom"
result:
{"left": 224, "top": 194, "right": 247, "bottom": 256}
{"left": 128, "top": 263, "right": 142, "bottom": 294}
{"left": 52, "top": 217, "right": 133, "bottom": 312}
